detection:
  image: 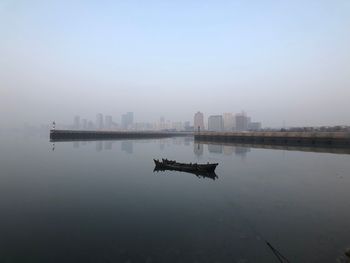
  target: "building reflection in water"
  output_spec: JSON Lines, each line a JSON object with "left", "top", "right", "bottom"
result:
{"left": 223, "top": 146, "right": 234, "bottom": 155}
{"left": 194, "top": 143, "right": 203, "bottom": 156}
{"left": 194, "top": 142, "right": 251, "bottom": 158}
{"left": 66, "top": 140, "right": 120, "bottom": 152}
{"left": 73, "top": 141, "right": 79, "bottom": 148}
{"left": 121, "top": 141, "right": 133, "bottom": 154}
{"left": 95, "top": 141, "right": 103, "bottom": 152}
{"left": 184, "top": 137, "right": 191, "bottom": 146}
{"left": 173, "top": 138, "right": 182, "bottom": 145}
{"left": 234, "top": 146, "right": 251, "bottom": 159}
{"left": 104, "top": 141, "right": 112, "bottom": 150}
{"left": 208, "top": 144, "right": 223, "bottom": 154}
{"left": 159, "top": 141, "right": 165, "bottom": 151}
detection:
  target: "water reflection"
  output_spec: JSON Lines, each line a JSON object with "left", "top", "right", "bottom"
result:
{"left": 159, "top": 141, "right": 165, "bottom": 151}
{"left": 223, "top": 146, "right": 233, "bottom": 155}
{"left": 154, "top": 167, "right": 218, "bottom": 180}
{"left": 234, "top": 146, "right": 251, "bottom": 159}
{"left": 194, "top": 142, "right": 251, "bottom": 158}
{"left": 104, "top": 141, "right": 112, "bottom": 150}
{"left": 184, "top": 138, "right": 191, "bottom": 146}
{"left": 95, "top": 141, "right": 103, "bottom": 152}
{"left": 1, "top": 135, "right": 350, "bottom": 262}
{"left": 208, "top": 144, "right": 223, "bottom": 154}
{"left": 194, "top": 143, "right": 203, "bottom": 156}
{"left": 65, "top": 140, "right": 137, "bottom": 153}
{"left": 195, "top": 140, "right": 350, "bottom": 156}
{"left": 121, "top": 141, "right": 133, "bottom": 154}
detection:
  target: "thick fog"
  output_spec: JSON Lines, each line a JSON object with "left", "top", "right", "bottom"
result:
{"left": 1, "top": 0, "right": 349, "bottom": 128}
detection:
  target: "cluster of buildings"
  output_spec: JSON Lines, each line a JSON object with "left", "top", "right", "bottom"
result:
{"left": 194, "top": 111, "right": 262, "bottom": 132}
{"left": 73, "top": 112, "right": 134, "bottom": 131}
{"left": 70, "top": 111, "right": 261, "bottom": 132}
{"left": 71, "top": 113, "right": 192, "bottom": 131}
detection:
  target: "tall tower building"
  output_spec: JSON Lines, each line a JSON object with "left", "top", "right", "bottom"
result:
{"left": 82, "top": 119, "right": 88, "bottom": 130}
{"left": 235, "top": 112, "right": 249, "bottom": 131}
{"left": 194, "top": 111, "right": 205, "bottom": 132}
{"left": 105, "top": 115, "right": 113, "bottom": 130}
{"left": 73, "top": 116, "right": 80, "bottom": 129}
{"left": 223, "top": 113, "right": 234, "bottom": 131}
{"left": 121, "top": 112, "right": 134, "bottom": 130}
{"left": 96, "top": 113, "right": 104, "bottom": 130}
{"left": 208, "top": 115, "right": 223, "bottom": 132}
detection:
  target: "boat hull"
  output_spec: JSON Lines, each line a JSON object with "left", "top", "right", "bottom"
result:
{"left": 153, "top": 159, "right": 218, "bottom": 173}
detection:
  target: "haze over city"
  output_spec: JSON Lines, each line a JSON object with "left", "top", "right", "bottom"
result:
{"left": 1, "top": 0, "right": 349, "bottom": 128}
{"left": 2, "top": 1, "right": 350, "bottom": 262}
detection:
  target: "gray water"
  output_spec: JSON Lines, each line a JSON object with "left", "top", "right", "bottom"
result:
{"left": 1, "top": 134, "right": 350, "bottom": 262}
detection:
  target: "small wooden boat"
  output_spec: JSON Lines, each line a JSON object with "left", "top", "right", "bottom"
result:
{"left": 153, "top": 159, "right": 218, "bottom": 173}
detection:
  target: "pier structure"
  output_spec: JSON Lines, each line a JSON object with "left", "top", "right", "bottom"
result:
{"left": 194, "top": 131, "right": 350, "bottom": 147}
{"left": 50, "top": 129, "right": 193, "bottom": 141}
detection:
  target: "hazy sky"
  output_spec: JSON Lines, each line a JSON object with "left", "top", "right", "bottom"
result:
{"left": 1, "top": 0, "right": 349, "bottom": 128}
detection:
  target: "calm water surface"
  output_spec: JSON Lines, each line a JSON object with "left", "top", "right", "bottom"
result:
{"left": 1, "top": 134, "right": 350, "bottom": 262}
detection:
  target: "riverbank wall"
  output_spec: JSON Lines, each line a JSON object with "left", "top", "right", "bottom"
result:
{"left": 194, "top": 131, "right": 350, "bottom": 147}
{"left": 50, "top": 129, "right": 193, "bottom": 141}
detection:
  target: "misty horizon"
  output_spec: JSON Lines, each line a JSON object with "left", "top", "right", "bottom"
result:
{"left": 1, "top": 2, "right": 350, "bottom": 262}
{"left": 1, "top": 1, "right": 349, "bottom": 128}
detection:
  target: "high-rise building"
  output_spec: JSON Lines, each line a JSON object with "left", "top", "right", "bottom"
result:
{"left": 194, "top": 111, "right": 205, "bottom": 132}
{"left": 172, "top": 122, "right": 183, "bottom": 131}
{"left": 121, "top": 112, "right": 134, "bottom": 130}
{"left": 82, "top": 119, "right": 88, "bottom": 130}
{"left": 105, "top": 115, "right": 113, "bottom": 130}
{"left": 208, "top": 115, "right": 223, "bottom": 131}
{"left": 158, "top": 116, "right": 165, "bottom": 130}
{"left": 248, "top": 122, "right": 262, "bottom": 131}
{"left": 223, "top": 113, "right": 234, "bottom": 131}
{"left": 184, "top": 121, "right": 193, "bottom": 131}
{"left": 96, "top": 113, "right": 104, "bottom": 130}
{"left": 235, "top": 112, "right": 249, "bottom": 131}
{"left": 73, "top": 116, "right": 80, "bottom": 129}
{"left": 87, "top": 121, "right": 95, "bottom": 130}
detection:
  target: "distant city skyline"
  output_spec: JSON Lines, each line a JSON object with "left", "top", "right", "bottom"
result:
{"left": 1, "top": 1, "right": 349, "bottom": 128}
{"left": 65, "top": 110, "right": 263, "bottom": 132}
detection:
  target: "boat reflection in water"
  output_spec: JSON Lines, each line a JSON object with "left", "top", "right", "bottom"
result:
{"left": 153, "top": 159, "right": 219, "bottom": 180}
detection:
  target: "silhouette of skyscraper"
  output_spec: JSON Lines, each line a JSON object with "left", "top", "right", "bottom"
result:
{"left": 73, "top": 116, "right": 80, "bottom": 129}
{"left": 96, "top": 113, "right": 104, "bottom": 130}
{"left": 223, "top": 113, "right": 234, "bottom": 131}
{"left": 82, "top": 119, "right": 88, "bottom": 130}
{"left": 208, "top": 115, "right": 223, "bottom": 131}
{"left": 121, "top": 112, "right": 134, "bottom": 130}
{"left": 235, "top": 112, "right": 249, "bottom": 131}
{"left": 105, "top": 115, "right": 113, "bottom": 130}
{"left": 194, "top": 111, "right": 205, "bottom": 132}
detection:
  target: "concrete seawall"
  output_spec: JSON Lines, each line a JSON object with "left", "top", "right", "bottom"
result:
{"left": 195, "top": 131, "right": 350, "bottom": 147}
{"left": 195, "top": 140, "right": 350, "bottom": 155}
{"left": 50, "top": 130, "right": 193, "bottom": 141}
